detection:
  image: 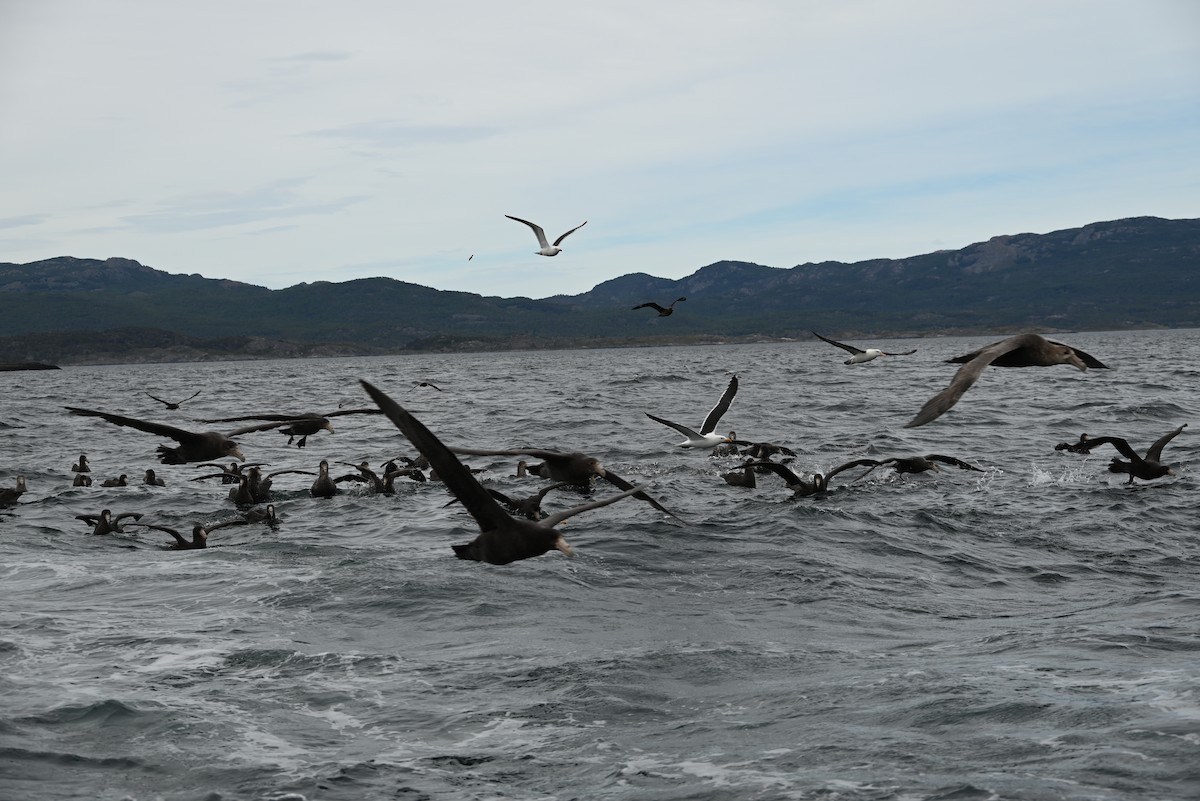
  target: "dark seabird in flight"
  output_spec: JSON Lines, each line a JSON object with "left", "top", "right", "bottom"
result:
{"left": 199, "top": 408, "right": 383, "bottom": 448}
{"left": 632, "top": 297, "right": 686, "bottom": 317}
{"left": 647, "top": 375, "right": 738, "bottom": 449}
{"left": 446, "top": 482, "right": 572, "bottom": 522}
{"left": 812, "top": 331, "right": 917, "bottom": 364}
{"left": 66, "top": 407, "right": 247, "bottom": 464}
{"left": 905, "top": 333, "right": 1108, "bottom": 428}
{"left": 1063, "top": 423, "right": 1186, "bottom": 484}
{"left": 1, "top": 475, "right": 27, "bottom": 505}
{"left": 361, "top": 379, "right": 646, "bottom": 565}
{"left": 146, "top": 390, "right": 202, "bottom": 410}
{"left": 412, "top": 381, "right": 443, "bottom": 391}
{"left": 853, "top": 454, "right": 984, "bottom": 480}
{"left": 450, "top": 446, "right": 676, "bottom": 518}
{"left": 76, "top": 509, "right": 143, "bottom": 535}
{"left": 505, "top": 215, "right": 587, "bottom": 257}
{"left": 128, "top": 519, "right": 249, "bottom": 549}
{"left": 752, "top": 459, "right": 880, "bottom": 497}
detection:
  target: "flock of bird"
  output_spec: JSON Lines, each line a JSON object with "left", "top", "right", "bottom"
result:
{"left": 1, "top": 325, "right": 1188, "bottom": 565}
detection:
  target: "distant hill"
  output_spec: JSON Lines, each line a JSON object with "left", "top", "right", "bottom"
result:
{"left": 1, "top": 216, "right": 1197, "bottom": 364}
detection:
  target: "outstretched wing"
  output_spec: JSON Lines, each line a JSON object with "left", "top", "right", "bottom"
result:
{"left": 699, "top": 375, "right": 738, "bottom": 435}
{"left": 66, "top": 407, "right": 199, "bottom": 446}
{"left": 540, "top": 485, "right": 644, "bottom": 528}
{"left": 1145, "top": 424, "right": 1187, "bottom": 462}
{"left": 632, "top": 302, "right": 668, "bottom": 313}
{"left": 361, "top": 380, "right": 514, "bottom": 532}
{"left": 926, "top": 454, "right": 983, "bottom": 472}
{"left": 646, "top": 412, "right": 703, "bottom": 440}
{"left": 904, "top": 335, "right": 1033, "bottom": 428}
{"left": 812, "top": 331, "right": 865, "bottom": 356}
{"left": 505, "top": 215, "right": 549, "bottom": 248}
{"left": 552, "top": 220, "right": 587, "bottom": 247}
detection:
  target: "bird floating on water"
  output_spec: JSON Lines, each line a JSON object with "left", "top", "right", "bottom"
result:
{"left": 505, "top": 215, "right": 587, "bottom": 257}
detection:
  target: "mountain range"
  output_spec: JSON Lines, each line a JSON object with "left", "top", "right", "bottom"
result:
{"left": 1, "top": 215, "right": 1197, "bottom": 364}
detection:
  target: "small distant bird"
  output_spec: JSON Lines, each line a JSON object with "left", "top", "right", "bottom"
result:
{"left": 143, "top": 469, "right": 166, "bottom": 486}
{"left": 905, "top": 333, "right": 1108, "bottom": 428}
{"left": 468, "top": 254, "right": 474, "bottom": 261}
{"left": 100, "top": 474, "right": 128, "bottom": 487}
{"left": 632, "top": 297, "right": 686, "bottom": 317}
{"left": 412, "top": 381, "right": 443, "bottom": 391}
{"left": 812, "top": 331, "right": 916, "bottom": 364}
{"left": 146, "top": 390, "right": 202, "bottom": 410}
{"left": 72, "top": 454, "right": 91, "bottom": 473}
{"left": 1062, "top": 424, "right": 1186, "bottom": 484}
{"left": 646, "top": 375, "right": 738, "bottom": 449}
{"left": 1054, "top": 434, "right": 1093, "bottom": 454}
{"left": 505, "top": 215, "right": 587, "bottom": 257}
{"left": 752, "top": 459, "right": 879, "bottom": 497}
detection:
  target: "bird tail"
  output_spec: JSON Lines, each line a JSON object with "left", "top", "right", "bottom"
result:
{"left": 1107, "top": 458, "right": 1131, "bottom": 475}
{"left": 451, "top": 543, "right": 478, "bottom": 561}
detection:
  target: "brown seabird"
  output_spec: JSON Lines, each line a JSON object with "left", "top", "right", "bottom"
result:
{"left": 632, "top": 297, "right": 686, "bottom": 317}
{"left": 361, "top": 379, "right": 646, "bottom": 564}
{"left": 66, "top": 407, "right": 247, "bottom": 464}
{"left": 905, "top": 333, "right": 1108, "bottom": 428}
{"left": 1061, "top": 423, "right": 1186, "bottom": 484}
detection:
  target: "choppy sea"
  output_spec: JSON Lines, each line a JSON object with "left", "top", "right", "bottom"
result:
{"left": 2, "top": 329, "right": 1198, "bottom": 801}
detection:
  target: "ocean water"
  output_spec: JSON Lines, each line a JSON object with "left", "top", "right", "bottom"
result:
{"left": 1, "top": 330, "right": 1197, "bottom": 801}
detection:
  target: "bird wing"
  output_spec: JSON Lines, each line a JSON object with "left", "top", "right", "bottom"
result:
{"left": 201, "top": 413, "right": 300, "bottom": 423}
{"left": 66, "top": 407, "right": 203, "bottom": 446}
{"left": 1074, "top": 436, "right": 1140, "bottom": 460}
{"left": 825, "top": 458, "right": 883, "bottom": 482}
{"left": 1048, "top": 341, "right": 1108, "bottom": 369}
{"left": 323, "top": 408, "right": 385, "bottom": 418}
{"left": 595, "top": 468, "right": 679, "bottom": 519}
{"left": 812, "top": 331, "right": 865, "bottom": 356}
{"left": 1144, "top": 424, "right": 1186, "bottom": 462}
{"left": 539, "top": 485, "right": 644, "bottom": 528}
{"left": 926, "top": 454, "right": 983, "bottom": 471}
{"left": 505, "top": 215, "right": 549, "bottom": 248}
{"left": 206, "top": 519, "right": 251, "bottom": 533}
{"left": 880, "top": 349, "right": 918, "bottom": 356}
{"left": 552, "top": 220, "right": 587, "bottom": 247}
{"left": 127, "top": 522, "right": 185, "bottom": 543}
{"left": 181, "top": 390, "right": 202, "bottom": 402}
{"left": 748, "top": 461, "right": 805, "bottom": 485}
{"left": 645, "top": 412, "right": 703, "bottom": 440}
{"left": 225, "top": 420, "right": 302, "bottom": 435}
{"left": 361, "top": 380, "right": 514, "bottom": 531}
{"left": 632, "top": 302, "right": 668, "bottom": 313}
{"left": 699, "top": 375, "right": 738, "bottom": 435}
{"left": 145, "top": 393, "right": 172, "bottom": 406}
{"left": 904, "top": 335, "right": 1031, "bottom": 428}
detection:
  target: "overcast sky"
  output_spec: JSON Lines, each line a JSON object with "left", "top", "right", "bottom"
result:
{"left": 2, "top": 1, "right": 1198, "bottom": 299}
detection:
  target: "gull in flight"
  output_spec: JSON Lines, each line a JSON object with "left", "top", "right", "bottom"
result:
{"left": 505, "top": 215, "right": 587, "bottom": 257}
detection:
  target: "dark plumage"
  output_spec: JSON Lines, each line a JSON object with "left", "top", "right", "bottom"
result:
{"left": 146, "top": 390, "right": 201, "bottom": 410}
{"left": 853, "top": 454, "right": 984, "bottom": 479}
{"left": 76, "top": 509, "right": 142, "bottom": 535}
{"left": 199, "top": 408, "right": 383, "bottom": 448}
{"left": 72, "top": 454, "right": 90, "bottom": 473}
{"left": 128, "top": 519, "right": 249, "bottom": 549}
{"left": 310, "top": 459, "right": 339, "bottom": 498}
{"left": 1065, "top": 424, "right": 1186, "bottom": 484}
{"left": 361, "top": 379, "right": 646, "bottom": 565}
{"left": 632, "top": 297, "right": 686, "bottom": 316}
{"left": 100, "top": 474, "right": 128, "bottom": 487}
{"left": 143, "top": 469, "right": 165, "bottom": 486}
{"left": 905, "top": 334, "right": 1108, "bottom": 428}
{"left": 450, "top": 446, "right": 675, "bottom": 518}
{"left": 752, "top": 459, "right": 879, "bottom": 496}
{"left": 65, "top": 407, "right": 247, "bottom": 464}
{"left": 1, "top": 475, "right": 27, "bottom": 505}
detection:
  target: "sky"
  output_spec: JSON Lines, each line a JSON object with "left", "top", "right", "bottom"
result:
{"left": 2, "top": 1, "right": 1198, "bottom": 299}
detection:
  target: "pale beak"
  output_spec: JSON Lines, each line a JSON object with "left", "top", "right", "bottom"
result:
{"left": 554, "top": 535, "right": 575, "bottom": 557}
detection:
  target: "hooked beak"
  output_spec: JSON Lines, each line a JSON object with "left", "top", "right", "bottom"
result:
{"left": 554, "top": 535, "right": 575, "bottom": 557}
{"left": 1068, "top": 354, "right": 1087, "bottom": 372}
